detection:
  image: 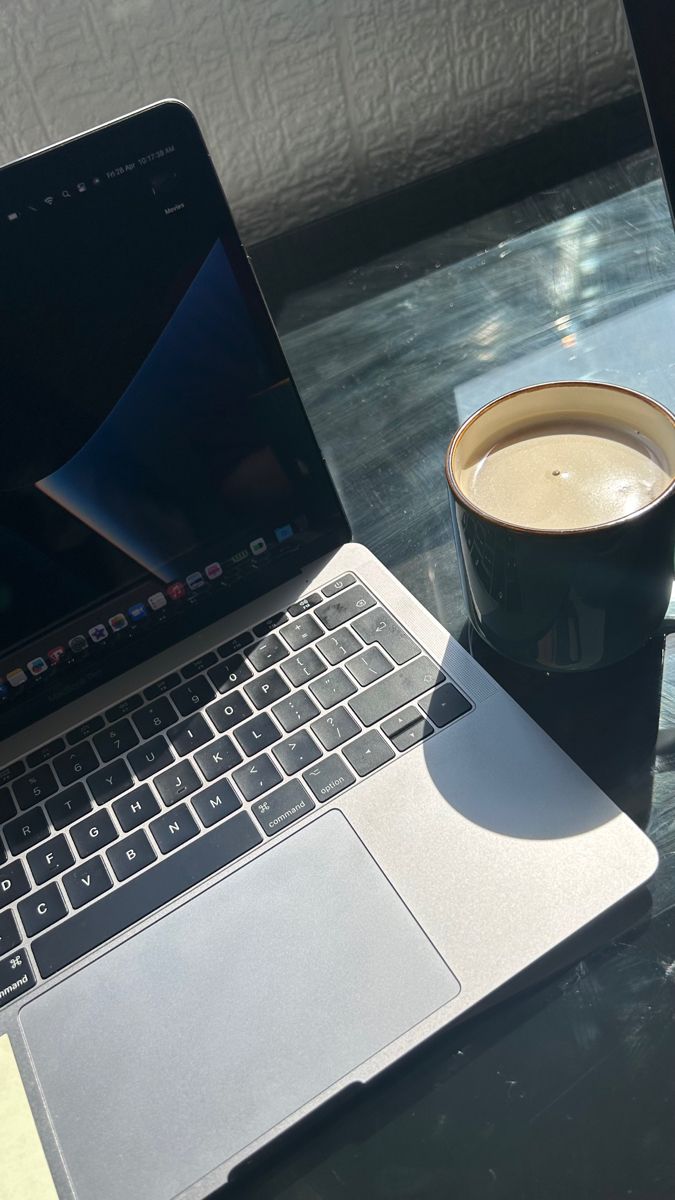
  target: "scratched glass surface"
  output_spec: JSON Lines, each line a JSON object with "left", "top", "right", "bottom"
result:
{"left": 229, "top": 152, "right": 675, "bottom": 1200}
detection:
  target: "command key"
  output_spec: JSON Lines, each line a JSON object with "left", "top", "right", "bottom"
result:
{"left": 0, "top": 948, "right": 36, "bottom": 1009}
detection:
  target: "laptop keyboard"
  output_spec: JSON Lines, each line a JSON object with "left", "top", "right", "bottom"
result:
{"left": 0, "top": 574, "right": 472, "bottom": 1004}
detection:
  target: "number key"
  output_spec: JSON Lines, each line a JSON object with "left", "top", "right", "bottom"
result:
{"left": 208, "top": 654, "right": 252, "bottom": 694}
{"left": 169, "top": 674, "right": 215, "bottom": 717}
{"left": 13, "top": 764, "right": 58, "bottom": 811}
{"left": 132, "top": 697, "right": 178, "bottom": 740}
{"left": 93, "top": 719, "right": 139, "bottom": 763}
{"left": 53, "top": 742, "right": 99, "bottom": 787}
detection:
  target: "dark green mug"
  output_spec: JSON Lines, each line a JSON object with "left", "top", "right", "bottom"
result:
{"left": 446, "top": 382, "right": 675, "bottom": 672}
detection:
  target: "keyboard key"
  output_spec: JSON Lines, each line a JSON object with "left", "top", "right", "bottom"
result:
{"left": 252, "top": 612, "right": 287, "bottom": 638}
{"left": 382, "top": 706, "right": 434, "bottom": 750}
{"left": 46, "top": 782, "right": 91, "bottom": 830}
{"left": 349, "top": 657, "right": 445, "bottom": 727}
{"left": 63, "top": 856, "right": 113, "bottom": 909}
{"left": 0, "top": 839, "right": 5, "bottom": 866}
{"left": 315, "top": 584, "right": 375, "bottom": 630}
{"left": 150, "top": 804, "right": 200, "bottom": 854}
{"left": 128, "top": 735, "right": 174, "bottom": 781}
{"left": 71, "top": 810, "right": 118, "bottom": 859}
{"left": 66, "top": 716, "right": 105, "bottom": 745}
{"left": 245, "top": 669, "right": 290, "bottom": 710}
{"left": 317, "top": 628, "right": 362, "bottom": 666}
{"left": 13, "top": 765, "right": 58, "bottom": 811}
{"left": 26, "top": 737, "right": 66, "bottom": 768}
{"left": 87, "top": 758, "right": 134, "bottom": 805}
{"left": 170, "top": 675, "right": 216, "bottom": 717}
{"left": 144, "top": 673, "right": 181, "bottom": 701}
{"left": 33, "top": 811, "right": 262, "bottom": 978}
{"left": 246, "top": 634, "right": 288, "bottom": 672}
{"left": 113, "top": 784, "right": 160, "bottom": 832}
{"left": 168, "top": 713, "right": 212, "bottom": 756}
{"left": 191, "top": 780, "right": 240, "bottom": 827}
{"left": 107, "top": 830, "right": 157, "bottom": 882}
{"left": 310, "top": 668, "right": 356, "bottom": 710}
{"left": 347, "top": 647, "right": 393, "bottom": 686}
{"left": 181, "top": 651, "right": 217, "bottom": 680}
{"left": 105, "top": 694, "right": 144, "bottom": 722}
{"left": 209, "top": 654, "right": 252, "bottom": 694}
{"left": 418, "top": 682, "right": 472, "bottom": 727}
{"left": 351, "top": 608, "right": 420, "bottom": 665}
{"left": 27, "top": 834, "right": 74, "bottom": 886}
{"left": 18, "top": 883, "right": 67, "bottom": 937}
{"left": 0, "top": 910, "right": 20, "bottom": 956}
{"left": 288, "top": 593, "right": 321, "bottom": 616}
{"left": 311, "top": 707, "right": 360, "bottom": 751}
{"left": 0, "top": 948, "right": 35, "bottom": 1008}
{"left": 280, "top": 615, "right": 322, "bottom": 651}
{"left": 5, "top": 806, "right": 49, "bottom": 856}
{"left": 234, "top": 713, "right": 281, "bottom": 757}
{"left": 253, "top": 780, "right": 315, "bottom": 836}
{"left": 272, "top": 690, "right": 320, "bottom": 733}
{"left": 232, "top": 754, "right": 282, "bottom": 802}
{"left": 0, "top": 860, "right": 30, "bottom": 909}
{"left": 281, "top": 649, "right": 326, "bottom": 687}
{"left": 53, "top": 742, "right": 99, "bottom": 787}
{"left": 154, "top": 760, "right": 201, "bottom": 806}
{"left": 132, "top": 697, "right": 178, "bottom": 740}
{"left": 0, "top": 787, "right": 16, "bottom": 824}
{"left": 272, "top": 731, "right": 321, "bottom": 775}
{"left": 0, "top": 760, "right": 25, "bottom": 787}
{"left": 343, "top": 730, "right": 395, "bottom": 777}
{"left": 321, "top": 573, "right": 356, "bottom": 597}
{"left": 207, "top": 692, "right": 252, "bottom": 734}
{"left": 217, "top": 631, "right": 254, "bottom": 658}
{"left": 194, "top": 736, "right": 242, "bottom": 782}
{"left": 93, "top": 719, "right": 139, "bottom": 763}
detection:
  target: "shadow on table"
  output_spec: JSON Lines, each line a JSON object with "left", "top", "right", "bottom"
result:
{"left": 457, "top": 622, "right": 669, "bottom": 831}
{"left": 225, "top": 883, "right": 653, "bottom": 1199}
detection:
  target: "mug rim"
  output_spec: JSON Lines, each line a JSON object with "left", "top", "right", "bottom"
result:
{"left": 445, "top": 380, "right": 675, "bottom": 537}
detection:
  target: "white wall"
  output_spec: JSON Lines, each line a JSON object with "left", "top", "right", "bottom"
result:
{"left": 0, "top": 0, "right": 637, "bottom": 242}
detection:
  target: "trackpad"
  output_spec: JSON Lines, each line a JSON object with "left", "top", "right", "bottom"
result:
{"left": 21, "top": 811, "right": 458, "bottom": 1200}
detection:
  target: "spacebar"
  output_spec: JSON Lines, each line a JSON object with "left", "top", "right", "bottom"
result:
{"left": 32, "top": 812, "right": 262, "bottom": 979}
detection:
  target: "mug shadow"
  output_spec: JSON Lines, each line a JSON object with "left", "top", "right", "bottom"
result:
{"left": 438, "top": 621, "right": 665, "bottom": 834}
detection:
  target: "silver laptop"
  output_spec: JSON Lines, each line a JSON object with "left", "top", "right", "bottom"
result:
{"left": 0, "top": 101, "right": 657, "bottom": 1200}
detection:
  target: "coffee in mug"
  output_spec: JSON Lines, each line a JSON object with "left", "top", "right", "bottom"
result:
{"left": 446, "top": 382, "right": 675, "bottom": 671}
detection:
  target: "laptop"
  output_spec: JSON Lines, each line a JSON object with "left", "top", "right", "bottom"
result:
{"left": 0, "top": 101, "right": 657, "bottom": 1200}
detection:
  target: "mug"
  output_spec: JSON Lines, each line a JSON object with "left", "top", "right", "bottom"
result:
{"left": 445, "top": 381, "right": 675, "bottom": 671}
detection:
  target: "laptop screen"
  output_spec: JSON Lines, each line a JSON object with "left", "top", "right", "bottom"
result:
{"left": 0, "top": 102, "right": 348, "bottom": 737}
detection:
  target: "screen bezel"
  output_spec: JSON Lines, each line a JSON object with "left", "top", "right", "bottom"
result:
{"left": 0, "top": 99, "right": 351, "bottom": 739}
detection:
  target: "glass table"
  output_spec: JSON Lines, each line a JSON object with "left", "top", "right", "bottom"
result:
{"left": 229, "top": 150, "right": 675, "bottom": 1199}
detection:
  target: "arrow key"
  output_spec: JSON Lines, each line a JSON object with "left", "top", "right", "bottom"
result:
{"left": 342, "top": 730, "right": 394, "bottom": 777}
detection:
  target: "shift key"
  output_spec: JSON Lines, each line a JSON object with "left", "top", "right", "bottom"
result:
{"left": 349, "top": 657, "right": 445, "bottom": 726}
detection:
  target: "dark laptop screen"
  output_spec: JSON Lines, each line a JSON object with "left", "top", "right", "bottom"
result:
{"left": 0, "top": 102, "right": 348, "bottom": 735}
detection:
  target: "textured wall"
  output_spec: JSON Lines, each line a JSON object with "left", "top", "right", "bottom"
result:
{"left": 0, "top": 0, "right": 637, "bottom": 242}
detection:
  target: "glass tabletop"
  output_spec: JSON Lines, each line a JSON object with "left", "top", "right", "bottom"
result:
{"left": 228, "top": 152, "right": 675, "bottom": 1198}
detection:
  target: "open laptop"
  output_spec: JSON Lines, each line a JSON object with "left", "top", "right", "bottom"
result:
{"left": 0, "top": 101, "right": 657, "bottom": 1200}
